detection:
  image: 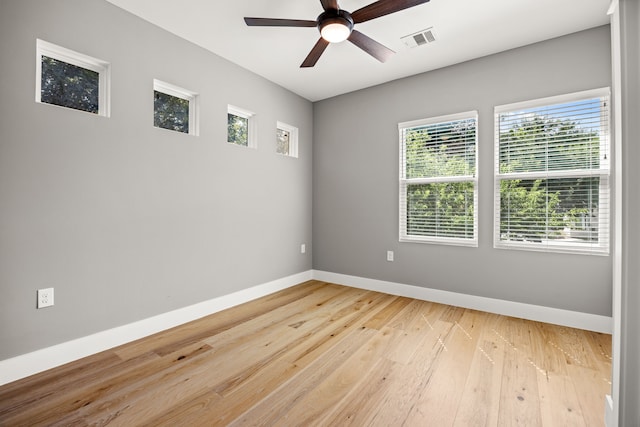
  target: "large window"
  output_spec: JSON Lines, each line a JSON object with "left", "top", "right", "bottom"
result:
{"left": 494, "top": 88, "right": 610, "bottom": 254}
{"left": 36, "top": 39, "right": 110, "bottom": 116}
{"left": 153, "top": 80, "right": 199, "bottom": 135}
{"left": 399, "top": 111, "right": 478, "bottom": 246}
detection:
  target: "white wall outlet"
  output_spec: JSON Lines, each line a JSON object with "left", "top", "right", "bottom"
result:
{"left": 387, "top": 250, "right": 394, "bottom": 262}
{"left": 301, "top": 244, "right": 306, "bottom": 254}
{"left": 37, "top": 288, "right": 54, "bottom": 308}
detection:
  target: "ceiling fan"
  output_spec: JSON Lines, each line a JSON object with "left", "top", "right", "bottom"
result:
{"left": 244, "top": 0, "right": 431, "bottom": 68}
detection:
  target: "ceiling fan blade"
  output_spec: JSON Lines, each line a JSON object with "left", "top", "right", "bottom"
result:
{"left": 320, "top": 0, "right": 339, "bottom": 11}
{"left": 348, "top": 30, "right": 394, "bottom": 62}
{"left": 301, "top": 38, "right": 331, "bottom": 68}
{"left": 244, "top": 17, "right": 317, "bottom": 27}
{"left": 351, "top": 0, "right": 430, "bottom": 24}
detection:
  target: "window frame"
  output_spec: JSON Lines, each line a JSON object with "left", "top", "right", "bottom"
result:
{"left": 399, "top": 110, "right": 479, "bottom": 247}
{"left": 493, "top": 87, "right": 611, "bottom": 255}
{"left": 228, "top": 105, "right": 257, "bottom": 148}
{"left": 35, "top": 39, "right": 110, "bottom": 117}
{"left": 276, "top": 121, "right": 299, "bottom": 158}
{"left": 153, "top": 79, "right": 199, "bottom": 136}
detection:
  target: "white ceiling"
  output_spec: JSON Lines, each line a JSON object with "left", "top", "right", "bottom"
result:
{"left": 105, "top": 0, "right": 611, "bottom": 102}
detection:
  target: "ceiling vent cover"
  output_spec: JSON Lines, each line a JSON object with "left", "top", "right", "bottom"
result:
{"left": 401, "top": 28, "right": 436, "bottom": 48}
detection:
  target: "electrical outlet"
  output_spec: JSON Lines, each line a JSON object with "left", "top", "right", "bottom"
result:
{"left": 301, "top": 244, "right": 306, "bottom": 254}
{"left": 37, "top": 288, "right": 54, "bottom": 309}
{"left": 387, "top": 251, "right": 394, "bottom": 262}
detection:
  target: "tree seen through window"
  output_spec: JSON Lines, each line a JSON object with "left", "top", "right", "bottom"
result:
{"left": 41, "top": 56, "right": 99, "bottom": 114}
{"left": 228, "top": 113, "right": 249, "bottom": 146}
{"left": 154, "top": 90, "right": 189, "bottom": 133}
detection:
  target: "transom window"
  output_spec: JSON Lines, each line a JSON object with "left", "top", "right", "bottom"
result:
{"left": 494, "top": 88, "right": 610, "bottom": 255}
{"left": 276, "top": 121, "right": 299, "bottom": 157}
{"left": 228, "top": 105, "right": 257, "bottom": 148}
{"left": 36, "top": 39, "right": 110, "bottom": 116}
{"left": 399, "top": 111, "right": 478, "bottom": 246}
{"left": 153, "top": 80, "right": 199, "bottom": 135}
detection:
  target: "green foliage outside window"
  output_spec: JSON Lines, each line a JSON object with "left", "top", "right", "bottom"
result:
{"left": 407, "top": 182, "right": 475, "bottom": 238}
{"left": 500, "top": 177, "right": 600, "bottom": 242}
{"left": 228, "top": 113, "right": 248, "bottom": 145}
{"left": 498, "top": 115, "right": 600, "bottom": 173}
{"left": 41, "top": 56, "right": 99, "bottom": 113}
{"left": 405, "top": 120, "right": 476, "bottom": 179}
{"left": 154, "top": 91, "right": 189, "bottom": 133}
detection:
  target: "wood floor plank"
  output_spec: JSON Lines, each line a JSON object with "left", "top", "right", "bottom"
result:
{"left": 49, "top": 343, "right": 215, "bottom": 427}
{"left": 149, "top": 280, "right": 327, "bottom": 358}
{"left": 227, "top": 326, "right": 379, "bottom": 426}
{"left": 0, "top": 281, "right": 612, "bottom": 426}
{"left": 453, "top": 337, "right": 504, "bottom": 427}
{"left": 496, "top": 317, "right": 544, "bottom": 426}
{"left": 537, "top": 371, "right": 586, "bottom": 427}
{"left": 403, "top": 312, "right": 486, "bottom": 426}
{"left": 362, "top": 295, "right": 412, "bottom": 330}
{"left": 567, "top": 363, "right": 612, "bottom": 427}
{"left": 278, "top": 326, "right": 402, "bottom": 425}
{"left": 0, "top": 351, "right": 123, "bottom": 420}
{"left": 319, "top": 356, "right": 401, "bottom": 426}
{"left": 0, "top": 350, "right": 163, "bottom": 426}
{"left": 363, "top": 318, "right": 456, "bottom": 426}
{"left": 384, "top": 300, "right": 447, "bottom": 365}
{"left": 453, "top": 313, "right": 504, "bottom": 427}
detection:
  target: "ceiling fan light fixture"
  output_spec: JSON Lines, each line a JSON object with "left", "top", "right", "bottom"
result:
{"left": 245, "top": 0, "right": 432, "bottom": 67}
{"left": 318, "top": 11, "right": 354, "bottom": 43}
{"left": 320, "top": 21, "right": 351, "bottom": 43}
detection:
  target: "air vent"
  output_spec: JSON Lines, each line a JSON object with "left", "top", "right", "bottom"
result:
{"left": 401, "top": 28, "right": 436, "bottom": 48}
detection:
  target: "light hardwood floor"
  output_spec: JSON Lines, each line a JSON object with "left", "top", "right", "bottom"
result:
{"left": 0, "top": 281, "right": 612, "bottom": 426}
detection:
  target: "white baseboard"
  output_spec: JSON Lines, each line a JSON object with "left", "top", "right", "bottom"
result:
{"left": 312, "top": 270, "right": 613, "bottom": 334}
{"left": 1, "top": 269, "right": 612, "bottom": 387}
{"left": 0, "top": 270, "right": 313, "bottom": 387}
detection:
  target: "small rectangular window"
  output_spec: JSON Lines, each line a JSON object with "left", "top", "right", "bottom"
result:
{"left": 399, "top": 111, "right": 478, "bottom": 246}
{"left": 228, "top": 105, "right": 257, "bottom": 148}
{"left": 36, "top": 39, "right": 110, "bottom": 116}
{"left": 153, "top": 80, "right": 199, "bottom": 136}
{"left": 276, "top": 121, "right": 299, "bottom": 157}
{"left": 494, "top": 88, "right": 610, "bottom": 255}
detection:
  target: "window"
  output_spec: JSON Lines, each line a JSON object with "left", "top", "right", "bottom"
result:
{"left": 228, "top": 105, "right": 257, "bottom": 148}
{"left": 399, "top": 111, "right": 478, "bottom": 246}
{"left": 36, "top": 39, "right": 110, "bottom": 116}
{"left": 153, "top": 80, "right": 199, "bottom": 135}
{"left": 494, "top": 88, "right": 610, "bottom": 255}
{"left": 276, "top": 121, "right": 299, "bottom": 157}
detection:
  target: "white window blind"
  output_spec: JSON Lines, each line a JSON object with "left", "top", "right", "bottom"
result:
{"left": 399, "top": 111, "right": 478, "bottom": 246}
{"left": 494, "top": 88, "right": 610, "bottom": 255}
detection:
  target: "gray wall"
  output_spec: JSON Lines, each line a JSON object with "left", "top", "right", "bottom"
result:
{"left": 0, "top": 0, "right": 313, "bottom": 359}
{"left": 313, "top": 26, "right": 612, "bottom": 316}
{"left": 619, "top": 0, "right": 640, "bottom": 424}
